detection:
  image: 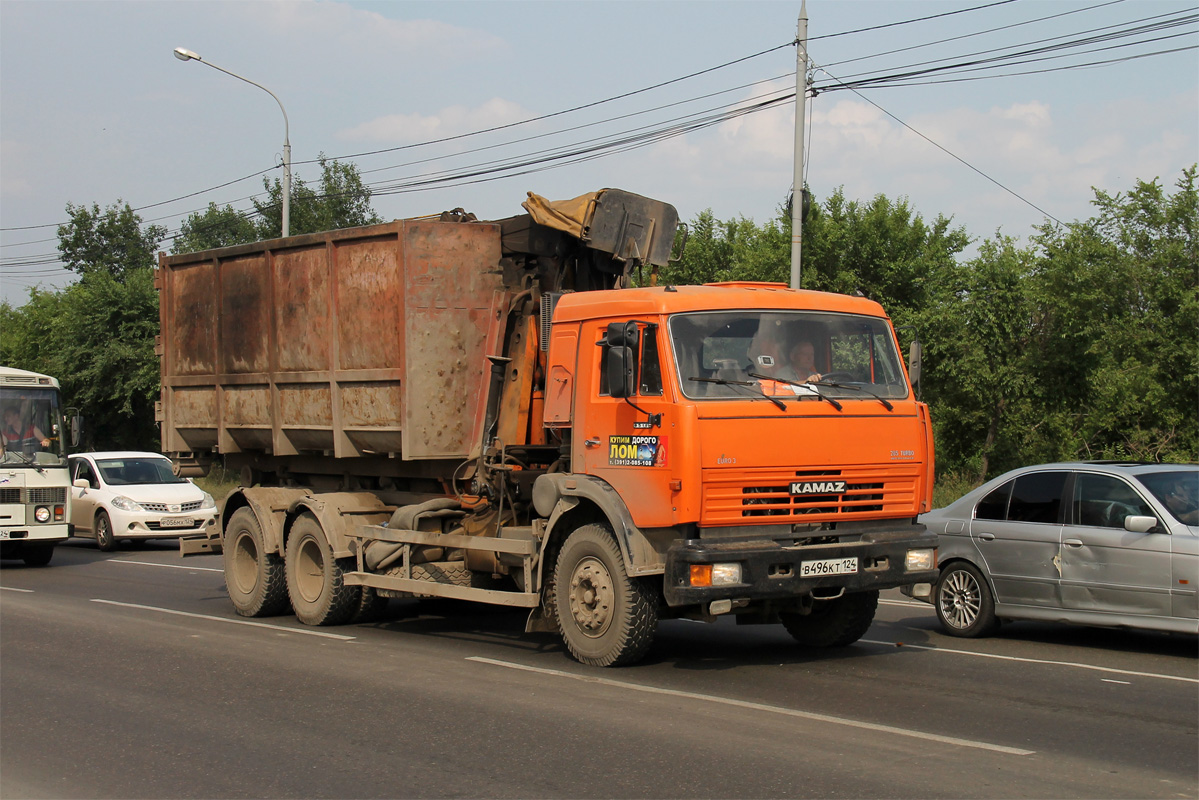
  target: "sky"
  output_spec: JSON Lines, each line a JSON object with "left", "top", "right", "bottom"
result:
{"left": 2, "top": 0, "right": 1196, "bottom": 306}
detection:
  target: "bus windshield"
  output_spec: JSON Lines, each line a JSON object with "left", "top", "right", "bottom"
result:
{"left": 669, "top": 310, "right": 910, "bottom": 401}
{"left": 0, "top": 387, "right": 66, "bottom": 466}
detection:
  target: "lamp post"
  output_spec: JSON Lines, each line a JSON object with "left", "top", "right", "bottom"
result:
{"left": 173, "top": 47, "right": 291, "bottom": 238}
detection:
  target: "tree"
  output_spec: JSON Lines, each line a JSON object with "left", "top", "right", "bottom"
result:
{"left": 172, "top": 203, "right": 258, "bottom": 254}
{"left": 251, "top": 155, "right": 382, "bottom": 240}
{"left": 57, "top": 201, "right": 166, "bottom": 281}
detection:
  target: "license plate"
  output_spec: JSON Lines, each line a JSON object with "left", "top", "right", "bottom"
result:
{"left": 159, "top": 517, "right": 195, "bottom": 528}
{"left": 801, "top": 557, "right": 858, "bottom": 577}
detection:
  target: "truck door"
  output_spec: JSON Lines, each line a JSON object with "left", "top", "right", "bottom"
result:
{"left": 575, "top": 320, "right": 675, "bottom": 529}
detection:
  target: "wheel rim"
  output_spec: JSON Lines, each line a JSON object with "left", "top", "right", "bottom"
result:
{"left": 567, "top": 556, "right": 615, "bottom": 638}
{"left": 294, "top": 536, "right": 325, "bottom": 604}
{"left": 231, "top": 530, "right": 260, "bottom": 595}
{"left": 939, "top": 569, "right": 982, "bottom": 630}
{"left": 97, "top": 517, "right": 109, "bottom": 545}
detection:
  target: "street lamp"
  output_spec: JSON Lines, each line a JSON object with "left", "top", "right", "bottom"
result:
{"left": 173, "top": 47, "right": 291, "bottom": 238}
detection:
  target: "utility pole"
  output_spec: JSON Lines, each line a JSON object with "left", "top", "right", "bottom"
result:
{"left": 790, "top": 0, "right": 808, "bottom": 290}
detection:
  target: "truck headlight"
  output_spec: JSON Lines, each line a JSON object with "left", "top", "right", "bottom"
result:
{"left": 905, "top": 548, "right": 935, "bottom": 571}
{"left": 689, "top": 562, "right": 742, "bottom": 587}
{"left": 110, "top": 496, "right": 143, "bottom": 512}
{"left": 34, "top": 506, "right": 51, "bottom": 523}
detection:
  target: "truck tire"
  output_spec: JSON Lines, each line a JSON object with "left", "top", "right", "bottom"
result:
{"left": 285, "top": 513, "right": 360, "bottom": 626}
{"left": 781, "top": 590, "right": 878, "bottom": 647}
{"left": 22, "top": 543, "right": 54, "bottom": 567}
{"left": 553, "top": 523, "right": 657, "bottom": 667}
{"left": 224, "top": 507, "right": 289, "bottom": 618}
{"left": 934, "top": 561, "right": 999, "bottom": 638}
{"left": 95, "top": 511, "right": 117, "bottom": 552}
{"left": 350, "top": 586, "right": 388, "bottom": 623}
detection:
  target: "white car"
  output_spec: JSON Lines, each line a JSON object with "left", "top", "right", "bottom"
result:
{"left": 69, "top": 451, "right": 218, "bottom": 551}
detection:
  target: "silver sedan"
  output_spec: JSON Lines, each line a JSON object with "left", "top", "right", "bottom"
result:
{"left": 908, "top": 462, "right": 1199, "bottom": 637}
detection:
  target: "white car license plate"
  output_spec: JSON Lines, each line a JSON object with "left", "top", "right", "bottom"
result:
{"left": 159, "top": 516, "right": 195, "bottom": 528}
{"left": 801, "top": 557, "right": 858, "bottom": 577}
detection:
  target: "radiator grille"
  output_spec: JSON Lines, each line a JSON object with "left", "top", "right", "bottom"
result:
{"left": 27, "top": 488, "right": 66, "bottom": 504}
{"left": 0, "top": 487, "right": 66, "bottom": 504}
{"left": 141, "top": 501, "right": 203, "bottom": 513}
{"left": 702, "top": 465, "right": 920, "bottom": 526}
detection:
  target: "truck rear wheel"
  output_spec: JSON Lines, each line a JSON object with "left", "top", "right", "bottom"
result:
{"left": 285, "top": 513, "right": 360, "bottom": 626}
{"left": 224, "top": 507, "right": 289, "bottom": 617}
{"left": 553, "top": 523, "right": 657, "bottom": 667}
{"left": 780, "top": 590, "right": 878, "bottom": 647}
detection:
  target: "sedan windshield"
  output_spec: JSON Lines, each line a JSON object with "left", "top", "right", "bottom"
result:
{"left": 96, "top": 458, "right": 187, "bottom": 486}
{"left": 669, "top": 310, "right": 909, "bottom": 401}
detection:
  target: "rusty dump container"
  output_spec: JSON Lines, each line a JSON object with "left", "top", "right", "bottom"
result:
{"left": 157, "top": 220, "right": 505, "bottom": 462}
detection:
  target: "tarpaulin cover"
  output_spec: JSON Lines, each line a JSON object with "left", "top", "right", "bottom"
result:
{"left": 521, "top": 190, "right": 602, "bottom": 239}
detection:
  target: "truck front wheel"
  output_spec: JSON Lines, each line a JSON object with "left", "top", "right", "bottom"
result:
{"left": 285, "top": 513, "right": 360, "bottom": 626}
{"left": 781, "top": 590, "right": 878, "bottom": 647}
{"left": 553, "top": 523, "right": 657, "bottom": 667}
{"left": 224, "top": 507, "right": 289, "bottom": 617}
{"left": 22, "top": 543, "right": 54, "bottom": 567}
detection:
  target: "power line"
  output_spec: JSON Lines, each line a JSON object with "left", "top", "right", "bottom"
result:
{"left": 812, "top": 64, "right": 1063, "bottom": 225}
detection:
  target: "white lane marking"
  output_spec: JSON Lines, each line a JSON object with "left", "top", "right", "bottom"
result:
{"left": 861, "top": 640, "right": 1197, "bottom": 684}
{"left": 467, "top": 656, "right": 1034, "bottom": 756}
{"left": 880, "top": 599, "right": 930, "bottom": 608}
{"left": 1102, "top": 679, "right": 1132, "bottom": 685}
{"left": 90, "top": 599, "right": 356, "bottom": 640}
{"left": 0, "top": 586, "right": 34, "bottom": 593}
{"left": 110, "top": 559, "right": 223, "bottom": 573}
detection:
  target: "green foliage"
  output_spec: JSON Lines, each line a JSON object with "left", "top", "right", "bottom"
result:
{"left": 1, "top": 270, "right": 160, "bottom": 450}
{"left": 252, "top": 154, "right": 382, "bottom": 240}
{"left": 662, "top": 168, "right": 1197, "bottom": 484}
{"left": 57, "top": 201, "right": 166, "bottom": 281}
{"left": 172, "top": 203, "right": 258, "bottom": 254}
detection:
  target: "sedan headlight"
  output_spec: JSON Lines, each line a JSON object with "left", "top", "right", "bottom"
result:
{"left": 201, "top": 492, "right": 215, "bottom": 509}
{"left": 110, "top": 495, "right": 144, "bottom": 512}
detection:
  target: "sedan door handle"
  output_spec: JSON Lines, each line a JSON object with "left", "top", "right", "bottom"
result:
{"left": 977, "top": 533, "right": 995, "bottom": 542}
{"left": 1064, "top": 538, "right": 1084, "bottom": 547}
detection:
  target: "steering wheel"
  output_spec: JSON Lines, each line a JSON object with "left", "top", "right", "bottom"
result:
{"left": 817, "top": 371, "right": 856, "bottom": 383}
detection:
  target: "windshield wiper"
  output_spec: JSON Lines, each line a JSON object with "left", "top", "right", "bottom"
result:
{"left": 748, "top": 373, "right": 841, "bottom": 411}
{"left": 2, "top": 450, "right": 45, "bottom": 473}
{"left": 809, "top": 380, "right": 894, "bottom": 412}
{"left": 689, "top": 376, "right": 787, "bottom": 411}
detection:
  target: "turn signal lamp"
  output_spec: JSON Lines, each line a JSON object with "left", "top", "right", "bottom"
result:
{"left": 689, "top": 563, "right": 742, "bottom": 586}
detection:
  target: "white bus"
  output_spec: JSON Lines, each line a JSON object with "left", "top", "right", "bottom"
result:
{"left": 0, "top": 366, "right": 74, "bottom": 565}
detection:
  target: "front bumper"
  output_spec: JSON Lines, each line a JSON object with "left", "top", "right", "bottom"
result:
{"left": 663, "top": 526, "right": 938, "bottom": 607}
{"left": 110, "top": 508, "right": 219, "bottom": 540}
{"left": 1, "top": 523, "right": 71, "bottom": 544}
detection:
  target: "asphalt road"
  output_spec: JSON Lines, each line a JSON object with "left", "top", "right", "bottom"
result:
{"left": 2, "top": 540, "right": 1196, "bottom": 800}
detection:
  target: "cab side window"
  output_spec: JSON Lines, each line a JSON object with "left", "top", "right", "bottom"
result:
{"left": 598, "top": 323, "right": 662, "bottom": 397}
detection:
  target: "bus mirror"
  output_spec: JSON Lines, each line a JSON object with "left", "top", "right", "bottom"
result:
{"left": 70, "top": 415, "right": 84, "bottom": 448}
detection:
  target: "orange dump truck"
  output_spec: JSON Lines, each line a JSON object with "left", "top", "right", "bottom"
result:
{"left": 160, "top": 188, "right": 937, "bottom": 666}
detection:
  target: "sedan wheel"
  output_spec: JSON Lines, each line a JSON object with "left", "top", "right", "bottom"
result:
{"left": 935, "top": 562, "right": 998, "bottom": 638}
{"left": 95, "top": 511, "right": 117, "bottom": 552}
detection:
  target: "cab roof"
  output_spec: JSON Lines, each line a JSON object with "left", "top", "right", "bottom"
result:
{"left": 551, "top": 283, "right": 889, "bottom": 323}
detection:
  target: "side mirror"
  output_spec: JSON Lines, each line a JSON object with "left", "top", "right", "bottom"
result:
{"left": 73, "top": 479, "right": 90, "bottom": 490}
{"left": 604, "top": 321, "right": 640, "bottom": 399}
{"left": 907, "top": 340, "right": 923, "bottom": 389}
{"left": 1124, "top": 515, "right": 1159, "bottom": 533}
{"left": 70, "top": 415, "right": 84, "bottom": 448}
{"left": 606, "top": 346, "right": 636, "bottom": 399}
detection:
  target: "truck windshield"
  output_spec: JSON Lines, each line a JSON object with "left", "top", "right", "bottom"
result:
{"left": 669, "top": 311, "right": 909, "bottom": 401}
{"left": 0, "top": 387, "right": 66, "bottom": 466}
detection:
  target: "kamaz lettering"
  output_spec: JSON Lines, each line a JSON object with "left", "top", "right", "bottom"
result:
{"left": 790, "top": 480, "right": 847, "bottom": 495}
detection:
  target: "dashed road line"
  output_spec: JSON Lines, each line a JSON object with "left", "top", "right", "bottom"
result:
{"left": 91, "top": 599, "right": 356, "bottom": 640}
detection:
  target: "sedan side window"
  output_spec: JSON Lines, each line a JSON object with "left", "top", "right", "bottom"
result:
{"left": 1007, "top": 472, "right": 1068, "bottom": 524}
{"left": 73, "top": 460, "right": 97, "bottom": 488}
{"left": 1074, "top": 473, "right": 1154, "bottom": 529}
{"left": 976, "top": 481, "right": 1012, "bottom": 521}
